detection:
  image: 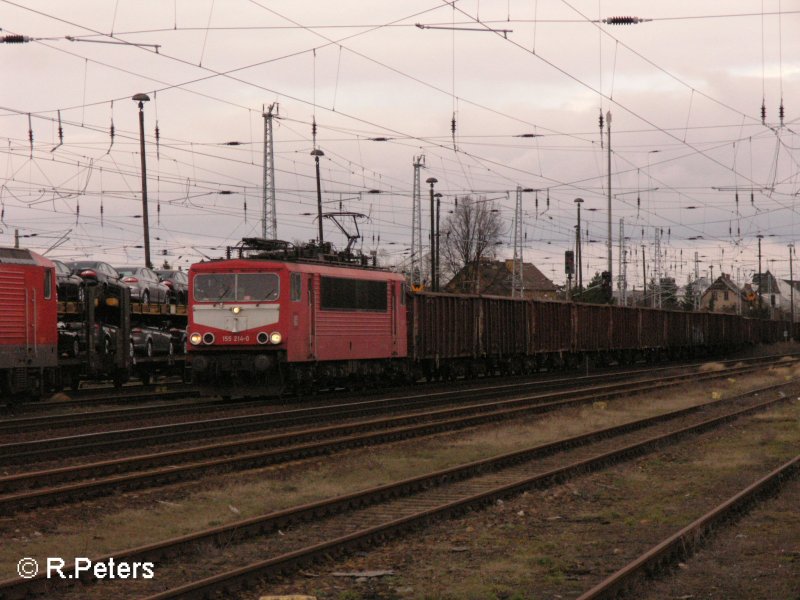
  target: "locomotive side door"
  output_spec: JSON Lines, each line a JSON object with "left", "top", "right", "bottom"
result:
{"left": 307, "top": 274, "right": 316, "bottom": 359}
{"left": 390, "top": 281, "right": 398, "bottom": 355}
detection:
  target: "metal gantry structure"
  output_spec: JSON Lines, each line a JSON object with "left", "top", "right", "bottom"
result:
{"left": 511, "top": 185, "right": 524, "bottom": 298}
{"left": 411, "top": 155, "right": 425, "bottom": 288}
{"left": 262, "top": 103, "right": 278, "bottom": 240}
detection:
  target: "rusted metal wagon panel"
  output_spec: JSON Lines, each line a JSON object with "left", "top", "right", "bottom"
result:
{"left": 664, "top": 310, "right": 690, "bottom": 348}
{"left": 574, "top": 303, "right": 611, "bottom": 351}
{"left": 639, "top": 308, "right": 666, "bottom": 348}
{"left": 609, "top": 305, "right": 639, "bottom": 349}
{"left": 408, "top": 292, "right": 481, "bottom": 360}
{"left": 482, "top": 297, "right": 528, "bottom": 357}
{"left": 531, "top": 301, "right": 571, "bottom": 353}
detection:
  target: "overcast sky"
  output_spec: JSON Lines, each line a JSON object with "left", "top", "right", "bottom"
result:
{"left": 1, "top": 0, "right": 799, "bottom": 288}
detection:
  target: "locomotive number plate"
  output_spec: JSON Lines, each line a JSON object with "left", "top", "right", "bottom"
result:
{"left": 222, "top": 335, "right": 251, "bottom": 342}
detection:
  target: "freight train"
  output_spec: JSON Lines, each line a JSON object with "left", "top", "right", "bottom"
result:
{"left": 0, "top": 246, "right": 186, "bottom": 402}
{"left": 186, "top": 238, "right": 789, "bottom": 398}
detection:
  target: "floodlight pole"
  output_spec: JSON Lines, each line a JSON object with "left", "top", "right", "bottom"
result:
{"left": 426, "top": 177, "right": 438, "bottom": 290}
{"left": 133, "top": 93, "right": 152, "bottom": 269}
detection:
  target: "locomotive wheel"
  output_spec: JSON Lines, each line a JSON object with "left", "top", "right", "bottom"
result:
{"left": 142, "top": 290, "right": 150, "bottom": 305}
{"left": 146, "top": 340, "right": 153, "bottom": 358}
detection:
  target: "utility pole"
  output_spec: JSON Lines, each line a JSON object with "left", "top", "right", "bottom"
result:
{"left": 694, "top": 251, "right": 700, "bottom": 310}
{"left": 311, "top": 118, "right": 324, "bottom": 246}
{"left": 642, "top": 244, "right": 647, "bottom": 307}
{"left": 574, "top": 198, "right": 584, "bottom": 292}
{"left": 511, "top": 186, "right": 524, "bottom": 298}
{"left": 426, "top": 177, "right": 438, "bottom": 290}
{"left": 789, "top": 244, "right": 795, "bottom": 329}
{"left": 435, "top": 192, "right": 442, "bottom": 291}
{"left": 262, "top": 103, "right": 278, "bottom": 239}
{"left": 606, "top": 111, "right": 613, "bottom": 289}
{"left": 411, "top": 155, "right": 425, "bottom": 287}
{"left": 619, "top": 218, "right": 626, "bottom": 306}
{"left": 757, "top": 234, "right": 764, "bottom": 314}
{"left": 654, "top": 227, "right": 662, "bottom": 308}
{"left": 132, "top": 93, "right": 152, "bottom": 269}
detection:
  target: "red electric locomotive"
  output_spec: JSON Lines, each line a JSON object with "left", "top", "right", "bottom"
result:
{"left": 0, "top": 246, "right": 59, "bottom": 397}
{"left": 187, "top": 239, "right": 408, "bottom": 397}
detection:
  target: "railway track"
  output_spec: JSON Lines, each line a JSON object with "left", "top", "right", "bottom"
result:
{"left": 0, "top": 358, "right": 785, "bottom": 465}
{"left": 0, "top": 361, "right": 786, "bottom": 515}
{"left": 1, "top": 378, "right": 794, "bottom": 599}
{"left": 1, "top": 353, "right": 794, "bottom": 436}
{"left": 575, "top": 454, "right": 800, "bottom": 600}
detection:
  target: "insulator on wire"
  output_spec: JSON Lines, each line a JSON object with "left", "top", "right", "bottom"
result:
{"left": 535, "top": 191, "right": 539, "bottom": 214}
{"left": 155, "top": 122, "right": 160, "bottom": 159}
{"left": 243, "top": 198, "right": 247, "bottom": 223}
{"left": 28, "top": 113, "right": 33, "bottom": 156}
{"left": 599, "top": 110, "right": 604, "bottom": 148}
{"left": 100, "top": 200, "right": 104, "bottom": 227}
{"left": 751, "top": 191, "right": 754, "bottom": 206}
{"left": 602, "top": 16, "right": 648, "bottom": 25}
{"left": 761, "top": 101, "right": 766, "bottom": 125}
{"left": 779, "top": 101, "right": 785, "bottom": 126}
{"left": 56, "top": 110, "right": 63, "bottom": 144}
{"left": 1, "top": 35, "right": 32, "bottom": 43}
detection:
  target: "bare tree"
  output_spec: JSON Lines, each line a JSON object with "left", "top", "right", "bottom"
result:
{"left": 441, "top": 196, "right": 504, "bottom": 293}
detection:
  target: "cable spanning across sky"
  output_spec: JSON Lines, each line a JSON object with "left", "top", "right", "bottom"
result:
{"left": 1, "top": 0, "right": 798, "bottom": 289}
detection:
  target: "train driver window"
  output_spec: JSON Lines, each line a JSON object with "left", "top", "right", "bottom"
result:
{"left": 236, "top": 273, "right": 279, "bottom": 302}
{"left": 290, "top": 272, "right": 301, "bottom": 302}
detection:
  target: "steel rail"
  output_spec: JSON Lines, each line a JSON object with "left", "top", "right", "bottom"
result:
{"left": 0, "top": 368, "right": 784, "bottom": 513}
{"left": 0, "top": 387, "right": 792, "bottom": 600}
{"left": 575, "top": 454, "right": 800, "bottom": 600}
{"left": 0, "top": 361, "right": 774, "bottom": 466}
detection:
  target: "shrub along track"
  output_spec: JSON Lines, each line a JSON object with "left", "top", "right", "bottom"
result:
{"left": 0, "top": 361, "right": 785, "bottom": 515}
{"left": 0, "top": 376, "right": 796, "bottom": 599}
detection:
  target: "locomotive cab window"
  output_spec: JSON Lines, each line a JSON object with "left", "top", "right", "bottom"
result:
{"left": 237, "top": 273, "right": 279, "bottom": 302}
{"left": 194, "top": 273, "right": 279, "bottom": 302}
{"left": 320, "top": 276, "right": 387, "bottom": 312}
{"left": 290, "top": 272, "right": 302, "bottom": 302}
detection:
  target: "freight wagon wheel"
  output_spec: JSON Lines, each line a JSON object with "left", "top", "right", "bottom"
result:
{"left": 77, "top": 286, "right": 85, "bottom": 303}
{"left": 103, "top": 336, "right": 111, "bottom": 355}
{"left": 142, "top": 290, "right": 150, "bottom": 305}
{"left": 71, "top": 339, "right": 80, "bottom": 357}
{"left": 146, "top": 340, "right": 153, "bottom": 358}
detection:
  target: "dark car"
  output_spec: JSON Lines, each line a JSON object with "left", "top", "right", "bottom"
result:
{"left": 53, "top": 259, "right": 85, "bottom": 302}
{"left": 115, "top": 266, "right": 171, "bottom": 304}
{"left": 66, "top": 260, "right": 123, "bottom": 291}
{"left": 131, "top": 325, "right": 174, "bottom": 357}
{"left": 58, "top": 321, "right": 120, "bottom": 356}
{"left": 155, "top": 269, "right": 189, "bottom": 304}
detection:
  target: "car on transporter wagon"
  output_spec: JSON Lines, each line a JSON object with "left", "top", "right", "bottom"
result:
{"left": 115, "top": 266, "right": 172, "bottom": 304}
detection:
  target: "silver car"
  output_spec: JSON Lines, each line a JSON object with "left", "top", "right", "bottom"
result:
{"left": 115, "top": 266, "right": 172, "bottom": 304}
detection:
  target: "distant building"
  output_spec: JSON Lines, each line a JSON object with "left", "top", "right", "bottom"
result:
{"left": 444, "top": 259, "right": 557, "bottom": 300}
{"left": 699, "top": 273, "right": 753, "bottom": 314}
{"left": 753, "top": 271, "right": 800, "bottom": 320}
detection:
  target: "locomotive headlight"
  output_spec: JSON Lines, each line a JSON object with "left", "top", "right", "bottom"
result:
{"left": 231, "top": 305, "right": 241, "bottom": 314}
{"left": 189, "top": 332, "right": 202, "bottom": 345}
{"left": 269, "top": 331, "right": 282, "bottom": 344}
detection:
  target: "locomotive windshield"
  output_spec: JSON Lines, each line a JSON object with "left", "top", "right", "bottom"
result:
{"left": 194, "top": 273, "right": 279, "bottom": 302}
